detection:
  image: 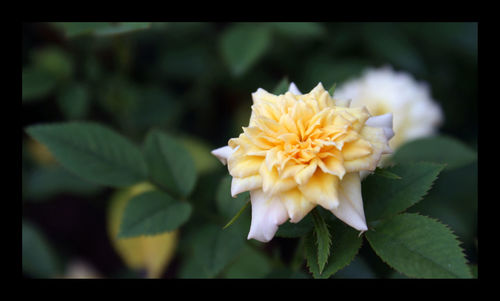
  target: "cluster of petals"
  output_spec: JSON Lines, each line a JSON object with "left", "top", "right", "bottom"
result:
{"left": 335, "top": 67, "right": 442, "bottom": 150}
{"left": 212, "top": 83, "right": 394, "bottom": 242}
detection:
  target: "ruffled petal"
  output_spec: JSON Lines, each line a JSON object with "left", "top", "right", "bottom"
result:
{"left": 228, "top": 155, "right": 264, "bottom": 178}
{"left": 231, "top": 175, "right": 262, "bottom": 197}
{"left": 298, "top": 170, "right": 339, "bottom": 210}
{"left": 247, "top": 189, "right": 289, "bottom": 242}
{"left": 330, "top": 172, "right": 368, "bottom": 231}
{"left": 280, "top": 188, "right": 315, "bottom": 223}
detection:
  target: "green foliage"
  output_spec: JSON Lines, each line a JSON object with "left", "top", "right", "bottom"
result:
{"left": 143, "top": 130, "right": 197, "bottom": 198}
{"left": 328, "top": 83, "right": 336, "bottom": 97}
{"left": 22, "top": 221, "right": 61, "bottom": 278}
{"left": 363, "top": 163, "right": 445, "bottom": 223}
{"left": 57, "top": 83, "right": 90, "bottom": 120}
{"left": 224, "top": 245, "right": 272, "bottom": 278}
{"left": 216, "top": 175, "right": 249, "bottom": 219}
{"left": 276, "top": 214, "right": 314, "bottom": 238}
{"left": 220, "top": 23, "right": 271, "bottom": 76}
{"left": 366, "top": 213, "right": 472, "bottom": 278}
{"left": 271, "top": 22, "right": 325, "bottom": 39}
{"left": 22, "top": 67, "right": 57, "bottom": 102}
{"left": 54, "top": 22, "right": 151, "bottom": 38}
{"left": 391, "top": 135, "right": 477, "bottom": 171}
{"left": 24, "top": 166, "right": 103, "bottom": 201}
{"left": 272, "top": 77, "right": 290, "bottom": 95}
{"left": 305, "top": 218, "right": 362, "bottom": 279}
{"left": 93, "top": 22, "right": 151, "bottom": 36}
{"left": 311, "top": 209, "right": 331, "bottom": 274}
{"left": 177, "top": 135, "right": 220, "bottom": 175}
{"left": 181, "top": 224, "right": 246, "bottom": 278}
{"left": 32, "top": 47, "right": 74, "bottom": 80}
{"left": 373, "top": 167, "right": 402, "bottom": 180}
{"left": 118, "top": 190, "right": 192, "bottom": 238}
{"left": 25, "top": 122, "right": 147, "bottom": 187}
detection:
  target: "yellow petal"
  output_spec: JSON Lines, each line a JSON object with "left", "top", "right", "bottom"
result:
{"left": 342, "top": 138, "right": 373, "bottom": 161}
{"left": 318, "top": 155, "right": 346, "bottom": 179}
{"left": 344, "top": 126, "right": 388, "bottom": 172}
{"left": 231, "top": 175, "right": 263, "bottom": 197}
{"left": 294, "top": 159, "right": 318, "bottom": 185}
{"left": 298, "top": 170, "right": 339, "bottom": 210}
{"left": 280, "top": 188, "right": 315, "bottom": 223}
{"left": 260, "top": 163, "right": 296, "bottom": 195}
{"left": 228, "top": 155, "right": 264, "bottom": 178}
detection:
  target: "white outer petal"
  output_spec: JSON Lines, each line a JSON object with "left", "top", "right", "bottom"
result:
{"left": 211, "top": 146, "right": 235, "bottom": 165}
{"left": 331, "top": 172, "right": 368, "bottom": 232}
{"left": 365, "top": 113, "right": 395, "bottom": 141}
{"left": 288, "top": 82, "right": 302, "bottom": 95}
{"left": 247, "top": 189, "right": 289, "bottom": 242}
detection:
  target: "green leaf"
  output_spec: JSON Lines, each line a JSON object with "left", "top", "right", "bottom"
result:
{"left": 57, "top": 83, "right": 89, "bottom": 120}
{"left": 24, "top": 166, "right": 103, "bottom": 201}
{"left": 311, "top": 209, "right": 331, "bottom": 274}
{"left": 224, "top": 245, "right": 272, "bottom": 278}
{"left": 94, "top": 22, "right": 151, "bottom": 36}
{"left": 391, "top": 136, "right": 477, "bottom": 171}
{"left": 188, "top": 224, "right": 246, "bottom": 278}
{"left": 363, "top": 163, "right": 444, "bottom": 223}
{"left": 22, "top": 67, "right": 57, "bottom": 102}
{"left": 272, "top": 77, "right": 289, "bottom": 95}
{"left": 276, "top": 214, "right": 314, "bottom": 238}
{"left": 118, "top": 190, "right": 192, "bottom": 238}
{"left": 265, "top": 268, "right": 310, "bottom": 279}
{"left": 177, "top": 135, "right": 220, "bottom": 175}
{"left": 366, "top": 213, "right": 472, "bottom": 278}
{"left": 143, "top": 129, "right": 197, "bottom": 198}
{"left": 374, "top": 167, "right": 402, "bottom": 180}
{"left": 328, "top": 83, "right": 337, "bottom": 97}
{"left": 25, "top": 122, "right": 147, "bottom": 187}
{"left": 305, "top": 218, "right": 363, "bottom": 278}
{"left": 32, "top": 47, "right": 74, "bottom": 80}
{"left": 22, "top": 221, "right": 61, "bottom": 278}
{"left": 54, "top": 22, "right": 110, "bottom": 38}
{"left": 220, "top": 23, "right": 271, "bottom": 76}
{"left": 271, "top": 22, "right": 325, "bottom": 39}
{"left": 216, "top": 175, "right": 250, "bottom": 219}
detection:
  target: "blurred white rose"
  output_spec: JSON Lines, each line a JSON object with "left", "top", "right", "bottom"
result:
{"left": 335, "top": 67, "right": 443, "bottom": 150}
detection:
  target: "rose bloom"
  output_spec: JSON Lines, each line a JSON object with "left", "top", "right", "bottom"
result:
{"left": 334, "top": 66, "right": 443, "bottom": 150}
{"left": 212, "top": 83, "right": 394, "bottom": 242}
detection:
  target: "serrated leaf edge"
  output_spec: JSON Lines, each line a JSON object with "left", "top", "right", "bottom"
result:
{"left": 366, "top": 212, "right": 472, "bottom": 279}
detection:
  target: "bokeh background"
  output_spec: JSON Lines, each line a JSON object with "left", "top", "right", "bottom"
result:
{"left": 22, "top": 22, "right": 477, "bottom": 278}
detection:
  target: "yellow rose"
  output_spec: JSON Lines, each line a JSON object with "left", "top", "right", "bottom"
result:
{"left": 212, "top": 83, "right": 394, "bottom": 242}
{"left": 108, "top": 182, "right": 178, "bottom": 278}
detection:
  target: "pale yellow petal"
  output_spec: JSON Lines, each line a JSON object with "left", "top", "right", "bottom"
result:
{"left": 280, "top": 188, "right": 315, "bottom": 223}
{"left": 341, "top": 138, "right": 373, "bottom": 161}
{"left": 298, "top": 170, "right": 339, "bottom": 210}
{"left": 231, "top": 175, "right": 263, "bottom": 197}
{"left": 317, "top": 155, "right": 346, "bottom": 179}
{"left": 228, "top": 155, "right": 264, "bottom": 178}
{"left": 260, "top": 163, "right": 296, "bottom": 195}
{"left": 294, "top": 159, "right": 318, "bottom": 185}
